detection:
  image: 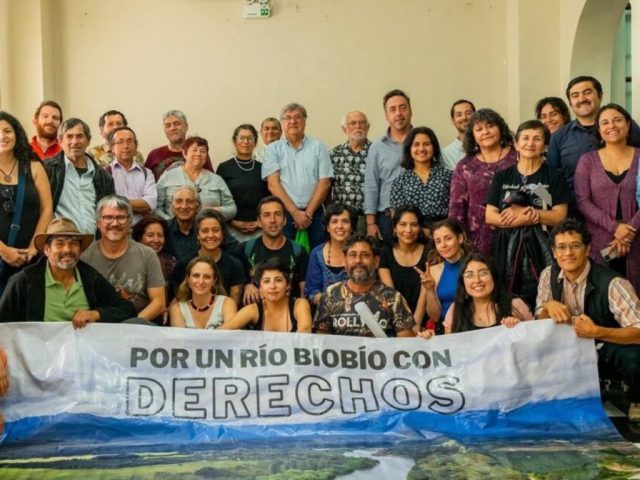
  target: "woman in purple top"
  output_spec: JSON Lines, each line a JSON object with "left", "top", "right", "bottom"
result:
{"left": 449, "top": 109, "right": 517, "bottom": 255}
{"left": 574, "top": 103, "right": 640, "bottom": 293}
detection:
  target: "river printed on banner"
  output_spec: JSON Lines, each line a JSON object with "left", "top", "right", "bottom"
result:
{"left": 1, "top": 434, "right": 640, "bottom": 479}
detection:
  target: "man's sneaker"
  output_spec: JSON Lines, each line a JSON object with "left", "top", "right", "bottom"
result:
{"left": 628, "top": 402, "right": 640, "bottom": 422}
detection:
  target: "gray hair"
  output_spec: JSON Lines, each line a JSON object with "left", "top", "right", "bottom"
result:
{"left": 58, "top": 118, "right": 91, "bottom": 142}
{"left": 280, "top": 103, "right": 307, "bottom": 120}
{"left": 162, "top": 109, "right": 188, "bottom": 125}
{"left": 170, "top": 185, "right": 202, "bottom": 207}
{"left": 341, "top": 111, "right": 369, "bottom": 128}
{"left": 96, "top": 195, "right": 133, "bottom": 221}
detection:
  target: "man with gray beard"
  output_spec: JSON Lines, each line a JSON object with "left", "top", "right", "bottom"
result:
{"left": 0, "top": 218, "right": 136, "bottom": 325}
{"left": 313, "top": 234, "right": 415, "bottom": 337}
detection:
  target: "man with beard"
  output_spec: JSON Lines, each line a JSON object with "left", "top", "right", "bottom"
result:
{"left": 441, "top": 99, "right": 476, "bottom": 171}
{"left": 0, "top": 218, "right": 136, "bottom": 324}
{"left": 313, "top": 234, "right": 415, "bottom": 337}
{"left": 30, "top": 100, "right": 63, "bottom": 160}
{"left": 144, "top": 110, "right": 213, "bottom": 181}
{"left": 330, "top": 111, "right": 371, "bottom": 233}
{"left": 240, "top": 196, "right": 308, "bottom": 304}
{"left": 81, "top": 196, "right": 165, "bottom": 322}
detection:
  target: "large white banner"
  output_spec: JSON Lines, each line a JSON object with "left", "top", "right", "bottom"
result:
{"left": 0, "top": 320, "right": 609, "bottom": 445}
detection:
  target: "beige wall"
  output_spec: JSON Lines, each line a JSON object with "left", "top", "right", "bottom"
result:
{"left": 0, "top": 0, "right": 633, "bottom": 164}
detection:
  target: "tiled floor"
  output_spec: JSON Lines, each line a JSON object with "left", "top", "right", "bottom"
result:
{"left": 604, "top": 401, "right": 640, "bottom": 445}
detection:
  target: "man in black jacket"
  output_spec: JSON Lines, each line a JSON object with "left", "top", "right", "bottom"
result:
{"left": 45, "top": 118, "right": 115, "bottom": 234}
{"left": 0, "top": 218, "right": 136, "bottom": 326}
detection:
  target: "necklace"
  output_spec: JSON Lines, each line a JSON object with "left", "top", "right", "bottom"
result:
{"left": 0, "top": 160, "right": 17, "bottom": 182}
{"left": 327, "top": 242, "right": 332, "bottom": 266}
{"left": 190, "top": 295, "right": 215, "bottom": 312}
{"left": 233, "top": 156, "right": 256, "bottom": 172}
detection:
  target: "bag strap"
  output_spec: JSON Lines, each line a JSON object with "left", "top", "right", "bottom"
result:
{"left": 7, "top": 165, "right": 26, "bottom": 247}
{"left": 0, "top": 165, "right": 27, "bottom": 280}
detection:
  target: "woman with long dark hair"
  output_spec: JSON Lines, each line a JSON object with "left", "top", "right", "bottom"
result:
{"left": 0, "top": 111, "right": 52, "bottom": 292}
{"left": 390, "top": 126, "right": 451, "bottom": 232}
{"left": 575, "top": 103, "right": 640, "bottom": 293}
{"left": 444, "top": 253, "right": 532, "bottom": 334}
{"left": 379, "top": 205, "right": 435, "bottom": 327}
{"left": 415, "top": 218, "right": 471, "bottom": 334}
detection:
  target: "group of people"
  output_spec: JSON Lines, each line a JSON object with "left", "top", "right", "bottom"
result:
{"left": 1, "top": 74, "right": 640, "bottom": 424}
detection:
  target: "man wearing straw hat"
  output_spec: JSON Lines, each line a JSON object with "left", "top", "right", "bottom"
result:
{"left": 0, "top": 217, "right": 136, "bottom": 326}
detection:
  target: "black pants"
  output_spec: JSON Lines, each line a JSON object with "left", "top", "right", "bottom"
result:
{"left": 598, "top": 342, "right": 640, "bottom": 402}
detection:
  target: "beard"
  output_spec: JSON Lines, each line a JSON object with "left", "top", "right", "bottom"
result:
{"left": 54, "top": 255, "right": 79, "bottom": 271}
{"left": 36, "top": 123, "right": 58, "bottom": 141}
{"left": 347, "top": 263, "right": 377, "bottom": 284}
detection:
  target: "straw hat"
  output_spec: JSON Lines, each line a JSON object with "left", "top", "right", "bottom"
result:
{"left": 34, "top": 218, "right": 94, "bottom": 254}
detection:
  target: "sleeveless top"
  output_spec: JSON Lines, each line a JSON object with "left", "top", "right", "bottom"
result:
{"left": 178, "top": 295, "right": 227, "bottom": 329}
{"left": 0, "top": 163, "right": 40, "bottom": 287}
{"left": 437, "top": 259, "right": 461, "bottom": 321}
{"left": 255, "top": 296, "right": 299, "bottom": 332}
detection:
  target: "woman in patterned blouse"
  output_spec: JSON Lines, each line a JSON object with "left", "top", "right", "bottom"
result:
{"left": 390, "top": 126, "right": 452, "bottom": 234}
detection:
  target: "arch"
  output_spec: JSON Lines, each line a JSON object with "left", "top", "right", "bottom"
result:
{"left": 570, "top": 0, "right": 629, "bottom": 100}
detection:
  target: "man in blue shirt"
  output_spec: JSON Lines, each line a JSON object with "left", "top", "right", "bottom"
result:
{"left": 262, "top": 103, "right": 333, "bottom": 248}
{"left": 363, "top": 89, "right": 413, "bottom": 244}
{"left": 547, "top": 76, "right": 640, "bottom": 197}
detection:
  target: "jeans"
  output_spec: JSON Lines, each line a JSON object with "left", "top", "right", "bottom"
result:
{"left": 283, "top": 209, "right": 326, "bottom": 249}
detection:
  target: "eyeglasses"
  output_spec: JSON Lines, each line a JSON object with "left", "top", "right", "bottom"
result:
{"left": 100, "top": 215, "right": 129, "bottom": 224}
{"left": 347, "top": 120, "right": 368, "bottom": 127}
{"left": 463, "top": 269, "right": 491, "bottom": 280}
{"left": 0, "top": 185, "right": 14, "bottom": 213}
{"left": 114, "top": 138, "right": 136, "bottom": 146}
{"left": 282, "top": 114, "right": 304, "bottom": 122}
{"left": 554, "top": 242, "right": 584, "bottom": 253}
{"left": 236, "top": 136, "right": 256, "bottom": 144}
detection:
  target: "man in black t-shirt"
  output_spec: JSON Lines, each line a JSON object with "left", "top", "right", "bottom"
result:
{"left": 240, "top": 196, "right": 308, "bottom": 304}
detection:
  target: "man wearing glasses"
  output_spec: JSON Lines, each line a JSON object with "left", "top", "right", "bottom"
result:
{"left": 262, "top": 102, "right": 334, "bottom": 249}
{"left": 314, "top": 234, "right": 415, "bottom": 338}
{"left": 45, "top": 118, "right": 115, "bottom": 234}
{"left": 329, "top": 111, "right": 371, "bottom": 234}
{"left": 536, "top": 218, "right": 640, "bottom": 422}
{"left": 81, "top": 196, "right": 165, "bottom": 323}
{"left": 0, "top": 217, "right": 135, "bottom": 324}
{"left": 105, "top": 127, "right": 157, "bottom": 225}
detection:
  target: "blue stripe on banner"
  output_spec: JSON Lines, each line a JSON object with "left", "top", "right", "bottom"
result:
{"left": 3, "top": 396, "right": 615, "bottom": 448}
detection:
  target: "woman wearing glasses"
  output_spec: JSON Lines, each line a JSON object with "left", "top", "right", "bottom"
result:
{"left": 436, "top": 254, "right": 532, "bottom": 335}
{"left": 0, "top": 112, "right": 52, "bottom": 292}
{"left": 217, "top": 124, "right": 269, "bottom": 241}
{"left": 155, "top": 136, "right": 236, "bottom": 221}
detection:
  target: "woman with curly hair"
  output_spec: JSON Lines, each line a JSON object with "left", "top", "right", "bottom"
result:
{"left": 0, "top": 111, "right": 52, "bottom": 293}
{"left": 449, "top": 109, "right": 517, "bottom": 255}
